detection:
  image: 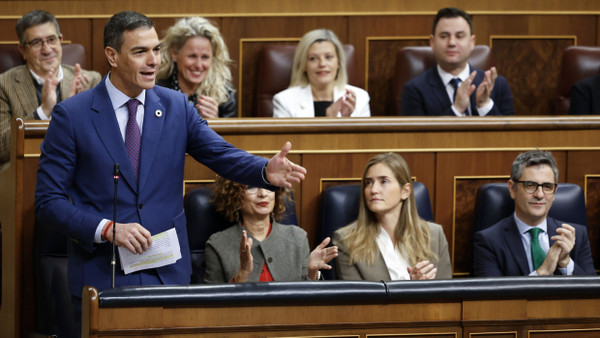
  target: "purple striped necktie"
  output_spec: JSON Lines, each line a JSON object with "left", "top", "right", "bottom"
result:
{"left": 125, "top": 99, "right": 141, "bottom": 180}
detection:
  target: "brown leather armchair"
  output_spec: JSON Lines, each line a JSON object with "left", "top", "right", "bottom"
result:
{"left": 555, "top": 46, "right": 600, "bottom": 115}
{"left": 0, "top": 43, "right": 87, "bottom": 73}
{"left": 253, "top": 44, "right": 360, "bottom": 117}
{"left": 391, "top": 45, "right": 495, "bottom": 116}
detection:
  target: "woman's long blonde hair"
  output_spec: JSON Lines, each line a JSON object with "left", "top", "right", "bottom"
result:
{"left": 339, "top": 153, "right": 436, "bottom": 266}
{"left": 289, "top": 28, "right": 347, "bottom": 90}
{"left": 158, "top": 16, "right": 233, "bottom": 104}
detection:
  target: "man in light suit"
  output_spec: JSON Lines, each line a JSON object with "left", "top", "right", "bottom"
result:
{"left": 473, "top": 150, "right": 596, "bottom": 277}
{"left": 34, "top": 11, "right": 306, "bottom": 332}
{"left": 401, "top": 7, "right": 514, "bottom": 116}
{"left": 0, "top": 10, "right": 101, "bottom": 172}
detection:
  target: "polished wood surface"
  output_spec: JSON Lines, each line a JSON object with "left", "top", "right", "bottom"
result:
{"left": 2, "top": 116, "right": 600, "bottom": 336}
{"left": 82, "top": 285, "right": 600, "bottom": 337}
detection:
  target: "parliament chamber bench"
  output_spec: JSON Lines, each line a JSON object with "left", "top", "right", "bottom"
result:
{"left": 3, "top": 116, "right": 600, "bottom": 337}
{"left": 84, "top": 277, "right": 600, "bottom": 337}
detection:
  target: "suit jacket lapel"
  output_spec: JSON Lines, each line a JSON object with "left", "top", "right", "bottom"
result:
{"left": 428, "top": 69, "right": 452, "bottom": 110}
{"left": 13, "top": 66, "right": 39, "bottom": 118}
{"left": 138, "top": 88, "right": 165, "bottom": 190}
{"left": 90, "top": 79, "right": 138, "bottom": 193}
{"left": 546, "top": 217, "right": 559, "bottom": 246}
{"left": 298, "top": 86, "right": 314, "bottom": 117}
{"left": 59, "top": 65, "right": 74, "bottom": 102}
{"left": 468, "top": 65, "right": 479, "bottom": 114}
{"left": 503, "top": 218, "right": 530, "bottom": 275}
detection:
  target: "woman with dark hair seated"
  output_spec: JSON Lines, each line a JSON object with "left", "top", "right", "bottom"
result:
{"left": 204, "top": 175, "right": 338, "bottom": 283}
{"left": 333, "top": 153, "right": 452, "bottom": 281}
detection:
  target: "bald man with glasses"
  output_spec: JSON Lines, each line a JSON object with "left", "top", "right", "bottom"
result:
{"left": 473, "top": 150, "right": 596, "bottom": 277}
{"left": 0, "top": 9, "right": 101, "bottom": 172}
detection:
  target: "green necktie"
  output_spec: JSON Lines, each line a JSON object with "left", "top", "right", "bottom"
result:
{"left": 529, "top": 227, "right": 546, "bottom": 270}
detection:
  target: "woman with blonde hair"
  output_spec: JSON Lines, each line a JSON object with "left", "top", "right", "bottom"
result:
{"left": 157, "top": 16, "right": 236, "bottom": 118}
{"left": 333, "top": 153, "right": 451, "bottom": 280}
{"left": 204, "top": 175, "right": 338, "bottom": 283}
{"left": 273, "top": 28, "right": 370, "bottom": 118}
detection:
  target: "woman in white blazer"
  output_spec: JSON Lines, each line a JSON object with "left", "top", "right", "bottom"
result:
{"left": 273, "top": 29, "right": 370, "bottom": 118}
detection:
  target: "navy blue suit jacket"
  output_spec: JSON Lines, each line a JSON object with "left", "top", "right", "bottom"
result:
{"left": 401, "top": 65, "right": 515, "bottom": 116}
{"left": 35, "top": 78, "right": 271, "bottom": 296}
{"left": 473, "top": 216, "right": 596, "bottom": 277}
{"left": 569, "top": 74, "right": 600, "bottom": 115}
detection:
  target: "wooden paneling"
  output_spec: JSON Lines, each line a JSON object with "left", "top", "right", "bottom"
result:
{"left": 529, "top": 328, "right": 600, "bottom": 337}
{"left": 4, "top": 117, "right": 600, "bottom": 336}
{"left": 492, "top": 37, "right": 575, "bottom": 116}
{"left": 1, "top": 12, "right": 600, "bottom": 116}
{"left": 467, "top": 333, "right": 517, "bottom": 338}
{"left": 566, "top": 151, "right": 600, "bottom": 271}
{"left": 3, "top": 0, "right": 600, "bottom": 17}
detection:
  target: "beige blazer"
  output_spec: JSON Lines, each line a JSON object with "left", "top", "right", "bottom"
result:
{"left": 0, "top": 64, "right": 101, "bottom": 169}
{"left": 333, "top": 221, "right": 452, "bottom": 281}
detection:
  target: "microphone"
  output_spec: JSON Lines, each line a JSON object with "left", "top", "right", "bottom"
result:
{"left": 111, "top": 163, "right": 120, "bottom": 288}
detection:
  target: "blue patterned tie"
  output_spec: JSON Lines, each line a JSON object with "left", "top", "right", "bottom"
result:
{"left": 125, "top": 99, "right": 141, "bottom": 180}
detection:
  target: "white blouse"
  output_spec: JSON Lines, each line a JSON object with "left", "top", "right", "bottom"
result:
{"left": 375, "top": 226, "right": 410, "bottom": 280}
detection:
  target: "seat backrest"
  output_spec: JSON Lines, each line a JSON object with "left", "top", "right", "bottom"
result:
{"left": 253, "top": 43, "right": 360, "bottom": 117}
{"left": 392, "top": 45, "right": 495, "bottom": 116}
{"left": 32, "top": 220, "right": 77, "bottom": 337}
{"left": 318, "top": 181, "right": 433, "bottom": 279}
{"left": 474, "top": 183, "right": 587, "bottom": 233}
{"left": 0, "top": 44, "right": 24, "bottom": 73}
{"left": 184, "top": 186, "right": 298, "bottom": 283}
{"left": 555, "top": 46, "right": 600, "bottom": 115}
{"left": 0, "top": 43, "right": 87, "bottom": 73}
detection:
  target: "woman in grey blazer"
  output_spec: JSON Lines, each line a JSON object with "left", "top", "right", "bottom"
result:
{"left": 333, "top": 153, "right": 452, "bottom": 281}
{"left": 204, "top": 175, "right": 338, "bottom": 283}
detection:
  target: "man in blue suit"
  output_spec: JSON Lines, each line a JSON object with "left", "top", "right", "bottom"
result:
{"left": 34, "top": 11, "right": 307, "bottom": 329}
{"left": 473, "top": 150, "right": 595, "bottom": 277}
{"left": 401, "top": 7, "right": 514, "bottom": 116}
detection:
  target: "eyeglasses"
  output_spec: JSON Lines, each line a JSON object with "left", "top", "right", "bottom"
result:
{"left": 23, "top": 34, "right": 61, "bottom": 51}
{"left": 245, "top": 186, "right": 273, "bottom": 195}
{"left": 513, "top": 180, "right": 557, "bottom": 195}
{"left": 246, "top": 186, "right": 260, "bottom": 195}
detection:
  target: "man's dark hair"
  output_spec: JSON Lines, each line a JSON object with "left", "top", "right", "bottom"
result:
{"left": 432, "top": 7, "right": 473, "bottom": 36}
{"left": 104, "top": 11, "right": 154, "bottom": 52}
{"left": 16, "top": 10, "right": 61, "bottom": 45}
{"left": 510, "top": 150, "right": 559, "bottom": 185}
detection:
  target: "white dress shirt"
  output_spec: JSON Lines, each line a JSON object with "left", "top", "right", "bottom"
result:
{"left": 436, "top": 64, "right": 493, "bottom": 116}
{"left": 93, "top": 74, "right": 146, "bottom": 243}
{"left": 375, "top": 226, "right": 410, "bottom": 280}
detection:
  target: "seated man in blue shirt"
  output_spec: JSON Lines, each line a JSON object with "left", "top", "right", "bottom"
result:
{"left": 473, "top": 150, "right": 595, "bottom": 276}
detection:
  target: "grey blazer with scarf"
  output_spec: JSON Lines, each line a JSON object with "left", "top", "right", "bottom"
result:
{"left": 204, "top": 221, "right": 311, "bottom": 283}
